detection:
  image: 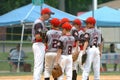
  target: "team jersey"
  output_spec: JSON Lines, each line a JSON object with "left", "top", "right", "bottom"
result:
{"left": 57, "top": 35, "right": 75, "bottom": 55}
{"left": 78, "top": 30, "right": 85, "bottom": 50}
{"left": 32, "top": 19, "right": 48, "bottom": 43}
{"left": 85, "top": 28, "right": 101, "bottom": 46}
{"left": 70, "top": 26, "right": 79, "bottom": 41}
{"left": 45, "top": 29, "right": 62, "bottom": 52}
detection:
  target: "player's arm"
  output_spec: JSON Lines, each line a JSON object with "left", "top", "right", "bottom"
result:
{"left": 44, "top": 34, "right": 48, "bottom": 50}
{"left": 55, "top": 49, "right": 62, "bottom": 65}
{"left": 83, "top": 33, "right": 90, "bottom": 54}
{"left": 74, "top": 40, "right": 79, "bottom": 54}
{"left": 55, "top": 40, "right": 63, "bottom": 65}
{"left": 99, "top": 35, "right": 103, "bottom": 57}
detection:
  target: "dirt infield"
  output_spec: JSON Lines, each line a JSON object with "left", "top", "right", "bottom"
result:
{"left": 0, "top": 75, "right": 120, "bottom": 80}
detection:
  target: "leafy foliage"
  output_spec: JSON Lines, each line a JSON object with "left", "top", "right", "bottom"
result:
{"left": 0, "top": 0, "right": 113, "bottom": 15}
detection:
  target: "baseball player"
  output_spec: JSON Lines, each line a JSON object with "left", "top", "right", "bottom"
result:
{"left": 44, "top": 18, "right": 62, "bottom": 80}
{"left": 71, "top": 19, "right": 80, "bottom": 80}
{"left": 82, "top": 17, "right": 102, "bottom": 80}
{"left": 55, "top": 22, "right": 77, "bottom": 80}
{"left": 71, "top": 19, "right": 88, "bottom": 80}
{"left": 32, "top": 8, "right": 54, "bottom": 80}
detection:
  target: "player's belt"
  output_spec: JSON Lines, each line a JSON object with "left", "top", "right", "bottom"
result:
{"left": 89, "top": 44, "right": 98, "bottom": 48}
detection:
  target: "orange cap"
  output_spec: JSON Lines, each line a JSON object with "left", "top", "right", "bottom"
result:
{"left": 61, "top": 18, "right": 70, "bottom": 24}
{"left": 41, "top": 8, "right": 54, "bottom": 15}
{"left": 73, "top": 19, "right": 82, "bottom": 26}
{"left": 85, "top": 17, "right": 96, "bottom": 25}
{"left": 50, "top": 18, "right": 60, "bottom": 27}
{"left": 62, "top": 22, "right": 72, "bottom": 30}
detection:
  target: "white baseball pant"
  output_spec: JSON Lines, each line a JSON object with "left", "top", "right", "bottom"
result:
{"left": 44, "top": 52, "right": 57, "bottom": 78}
{"left": 58, "top": 55, "right": 73, "bottom": 80}
{"left": 72, "top": 47, "right": 83, "bottom": 71}
{"left": 82, "top": 46, "right": 100, "bottom": 80}
{"left": 32, "top": 42, "right": 45, "bottom": 80}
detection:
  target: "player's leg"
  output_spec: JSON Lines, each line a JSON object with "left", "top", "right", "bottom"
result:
{"left": 57, "top": 55, "right": 66, "bottom": 80}
{"left": 82, "top": 48, "right": 94, "bottom": 80}
{"left": 32, "top": 43, "right": 45, "bottom": 80}
{"left": 65, "top": 55, "right": 73, "bottom": 80}
{"left": 72, "top": 48, "right": 78, "bottom": 80}
{"left": 93, "top": 48, "right": 100, "bottom": 80}
{"left": 72, "top": 61, "right": 77, "bottom": 80}
{"left": 78, "top": 51, "right": 83, "bottom": 70}
{"left": 44, "top": 53, "right": 57, "bottom": 80}
{"left": 79, "top": 51, "right": 89, "bottom": 80}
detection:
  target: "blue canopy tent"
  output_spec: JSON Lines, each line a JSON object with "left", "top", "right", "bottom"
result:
{"left": 0, "top": 3, "right": 76, "bottom": 72}
{"left": 0, "top": 3, "right": 76, "bottom": 27}
{"left": 77, "top": 6, "right": 120, "bottom": 27}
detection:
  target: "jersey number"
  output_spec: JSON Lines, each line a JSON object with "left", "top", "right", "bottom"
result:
{"left": 52, "top": 39, "right": 58, "bottom": 48}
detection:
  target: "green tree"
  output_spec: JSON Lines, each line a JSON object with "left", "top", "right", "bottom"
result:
{"left": 0, "top": 0, "right": 113, "bottom": 15}
{"left": 65, "top": 0, "right": 113, "bottom": 15}
{"left": 0, "top": 0, "right": 31, "bottom": 15}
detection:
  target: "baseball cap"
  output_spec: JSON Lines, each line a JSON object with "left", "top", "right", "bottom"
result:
{"left": 73, "top": 19, "right": 82, "bottom": 26}
{"left": 50, "top": 18, "right": 60, "bottom": 27}
{"left": 60, "top": 18, "right": 70, "bottom": 24}
{"left": 62, "top": 22, "right": 72, "bottom": 30}
{"left": 41, "top": 8, "right": 54, "bottom": 15}
{"left": 85, "top": 17, "right": 96, "bottom": 25}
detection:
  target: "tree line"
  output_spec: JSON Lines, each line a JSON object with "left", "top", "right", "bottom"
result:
{"left": 0, "top": 0, "right": 112, "bottom": 15}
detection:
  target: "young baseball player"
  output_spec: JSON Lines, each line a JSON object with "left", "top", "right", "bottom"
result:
{"left": 55, "top": 22, "right": 77, "bottom": 80}
{"left": 44, "top": 18, "right": 62, "bottom": 80}
{"left": 32, "top": 8, "right": 54, "bottom": 80}
{"left": 71, "top": 19, "right": 89, "bottom": 80}
{"left": 71, "top": 19, "right": 81, "bottom": 80}
{"left": 82, "top": 17, "right": 102, "bottom": 80}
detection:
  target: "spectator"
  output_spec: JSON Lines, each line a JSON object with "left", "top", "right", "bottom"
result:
{"left": 8, "top": 43, "right": 26, "bottom": 72}
{"left": 110, "top": 43, "right": 117, "bottom": 71}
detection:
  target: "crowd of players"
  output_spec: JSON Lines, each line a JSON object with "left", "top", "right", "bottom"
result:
{"left": 32, "top": 8, "right": 102, "bottom": 80}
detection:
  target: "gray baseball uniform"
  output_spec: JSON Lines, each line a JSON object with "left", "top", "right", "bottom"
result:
{"left": 44, "top": 29, "right": 62, "bottom": 78}
{"left": 82, "top": 28, "right": 101, "bottom": 80}
{"left": 32, "top": 19, "right": 47, "bottom": 80}
{"left": 57, "top": 35, "right": 75, "bottom": 80}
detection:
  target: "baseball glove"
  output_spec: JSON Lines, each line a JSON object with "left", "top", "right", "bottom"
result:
{"left": 72, "top": 52, "right": 79, "bottom": 62}
{"left": 81, "top": 53, "right": 87, "bottom": 65}
{"left": 52, "top": 64, "right": 62, "bottom": 78}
